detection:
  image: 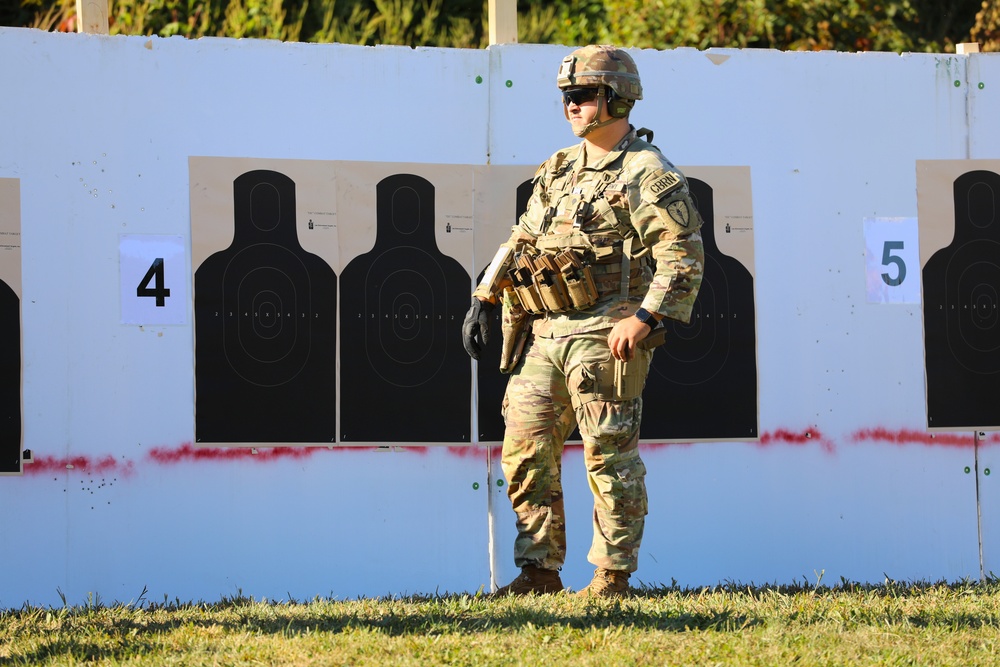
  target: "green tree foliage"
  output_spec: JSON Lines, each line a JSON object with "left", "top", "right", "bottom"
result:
{"left": 970, "top": 0, "right": 1000, "bottom": 51}
{"left": 6, "top": 0, "right": 993, "bottom": 52}
{"left": 540, "top": 0, "right": 983, "bottom": 52}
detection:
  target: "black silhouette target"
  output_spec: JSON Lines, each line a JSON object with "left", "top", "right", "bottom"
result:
{"left": 923, "top": 169, "right": 1000, "bottom": 429}
{"left": 195, "top": 170, "right": 337, "bottom": 443}
{"left": 0, "top": 279, "right": 19, "bottom": 472}
{"left": 339, "top": 174, "right": 471, "bottom": 442}
{"left": 653, "top": 253, "right": 727, "bottom": 384}
{"left": 364, "top": 248, "right": 452, "bottom": 387}
{"left": 477, "top": 179, "right": 534, "bottom": 441}
{"left": 641, "top": 178, "right": 759, "bottom": 441}
{"left": 223, "top": 247, "right": 316, "bottom": 386}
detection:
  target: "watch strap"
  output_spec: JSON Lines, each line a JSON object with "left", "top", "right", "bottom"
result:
{"left": 634, "top": 307, "right": 658, "bottom": 328}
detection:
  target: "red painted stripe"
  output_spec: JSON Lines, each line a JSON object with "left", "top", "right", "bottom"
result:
{"left": 147, "top": 443, "right": 316, "bottom": 464}
{"left": 22, "top": 454, "right": 135, "bottom": 476}
{"left": 33, "top": 425, "right": 960, "bottom": 478}
{"left": 145, "top": 443, "right": 430, "bottom": 464}
{"left": 851, "top": 428, "right": 975, "bottom": 447}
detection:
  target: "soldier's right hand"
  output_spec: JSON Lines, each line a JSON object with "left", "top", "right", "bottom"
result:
{"left": 462, "top": 298, "right": 495, "bottom": 360}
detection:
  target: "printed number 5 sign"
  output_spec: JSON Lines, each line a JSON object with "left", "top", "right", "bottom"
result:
{"left": 864, "top": 217, "right": 920, "bottom": 304}
{"left": 119, "top": 234, "right": 187, "bottom": 325}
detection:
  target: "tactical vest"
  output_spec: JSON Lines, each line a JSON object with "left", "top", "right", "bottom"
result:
{"left": 509, "top": 138, "right": 653, "bottom": 315}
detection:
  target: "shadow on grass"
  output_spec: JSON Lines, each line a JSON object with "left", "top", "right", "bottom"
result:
{"left": 9, "top": 603, "right": 758, "bottom": 664}
{"left": 8, "top": 579, "right": 1000, "bottom": 664}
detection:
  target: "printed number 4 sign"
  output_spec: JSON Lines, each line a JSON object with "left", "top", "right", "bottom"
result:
{"left": 119, "top": 234, "right": 187, "bottom": 325}
{"left": 864, "top": 217, "right": 920, "bottom": 304}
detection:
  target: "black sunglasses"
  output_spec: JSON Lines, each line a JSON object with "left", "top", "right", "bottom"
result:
{"left": 562, "top": 88, "right": 601, "bottom": 106}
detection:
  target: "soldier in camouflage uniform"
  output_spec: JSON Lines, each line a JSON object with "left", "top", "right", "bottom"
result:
{"left": 462, "top": 45, "right": 705, "bottom": 597}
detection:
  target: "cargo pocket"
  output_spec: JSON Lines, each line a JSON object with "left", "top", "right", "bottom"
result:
{"left": 581, "top": 350, "right": 650, "bottom": 403}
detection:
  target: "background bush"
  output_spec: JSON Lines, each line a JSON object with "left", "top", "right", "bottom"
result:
{"left": 6, "top": 0, "right": 999, "bottom": 52}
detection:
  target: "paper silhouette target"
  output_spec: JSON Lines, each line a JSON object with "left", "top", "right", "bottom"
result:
{"left": 0, "top": 280, "right": 19, "bottom": 473}
{"left": 188, "top": 161, "right": 753, "bottom": 445}
{"left": 339, "top": 174, "right": 471, "bottom": 443}
{"left": 922, "top": 168, "right": 1000, "bottom": 430}
{"left": 0, "top": 178, "right": 21, "bottom": 473}
{"left": 476, "top": 179, "right": 534, "bottom": 442}
{"left": 194, "top": 170, "right": 337, "bottom": 443}
{"left": 642, "top": 176, "right": 759, "bottom": 441}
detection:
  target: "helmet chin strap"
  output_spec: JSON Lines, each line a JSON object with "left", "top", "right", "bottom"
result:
{"left": 566, "top": 89, "right": 621, "bottom": 138}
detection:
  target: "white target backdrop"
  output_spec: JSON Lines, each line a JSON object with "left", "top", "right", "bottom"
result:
{"left": 2, "top": 30, "right": 998, "bottom": 605}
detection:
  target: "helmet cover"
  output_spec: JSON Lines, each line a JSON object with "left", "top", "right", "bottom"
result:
{"left": 556, "top": 45, "right": 642, "bottom": 101}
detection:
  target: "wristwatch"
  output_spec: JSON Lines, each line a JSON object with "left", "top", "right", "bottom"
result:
{"left": 633, "top": 307, "right": 659, "bottom": 329}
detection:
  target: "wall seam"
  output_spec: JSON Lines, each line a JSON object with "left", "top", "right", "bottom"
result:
{"left": 484, "top": 45, "right": 499, "bottom": 594}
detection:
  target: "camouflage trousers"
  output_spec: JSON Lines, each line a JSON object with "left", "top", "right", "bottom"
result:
{"left": 500, "top": 330, "right": 651, "bottom": 574}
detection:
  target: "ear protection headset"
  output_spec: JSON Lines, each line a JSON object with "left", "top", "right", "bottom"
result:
{"left": 606, "top": 89, "right": 633, "bottom": 119}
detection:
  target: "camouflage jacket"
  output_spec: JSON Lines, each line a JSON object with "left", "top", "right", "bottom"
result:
{"left": 494, "top": 127, "right": 705, "bottom": 338}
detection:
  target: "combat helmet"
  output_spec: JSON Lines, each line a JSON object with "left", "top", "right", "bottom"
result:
{"left": 557, "top": 44, "right": 643, "bottom": 102}
{"left": 557, "top": 45, "right": 641, "bottom": 135}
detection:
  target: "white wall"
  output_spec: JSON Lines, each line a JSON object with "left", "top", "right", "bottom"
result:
{"left": 0, "top": 27, "right": 996, "bottom": 606}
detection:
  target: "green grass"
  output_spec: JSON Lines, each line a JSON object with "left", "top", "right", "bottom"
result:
{"left": 3, "top": 580, "right": 1000, "bottom": 665}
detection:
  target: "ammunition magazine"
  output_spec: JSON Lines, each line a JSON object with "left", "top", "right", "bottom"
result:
{"left": 507, "top": 248, "right": 599, "bottom": 315}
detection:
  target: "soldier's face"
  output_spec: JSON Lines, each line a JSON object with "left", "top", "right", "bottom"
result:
{"left": 562, "top": 87, "right": 606, "bottom": 131}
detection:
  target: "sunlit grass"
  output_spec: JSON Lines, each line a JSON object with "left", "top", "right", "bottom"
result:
{"left": 3, "top": 579, "right": 1000, "bottom": 665}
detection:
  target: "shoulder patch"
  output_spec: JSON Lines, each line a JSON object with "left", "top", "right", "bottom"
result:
{"left": 665, "top": 199, "right": 691, "bottom": 228}
{"left": 640, "top": 169, "right": 683, "bottom": 204}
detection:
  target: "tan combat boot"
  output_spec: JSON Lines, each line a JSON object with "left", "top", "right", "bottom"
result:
{"left": 492, "top": 565, "right": 564, "bottom": 596}
{"left": 576, "top": 568, "right": 631, "bottom": 598}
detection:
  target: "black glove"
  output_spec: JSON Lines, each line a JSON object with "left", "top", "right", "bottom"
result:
{"left": 462, "top": 298, "right": 495, "bottom": 360}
